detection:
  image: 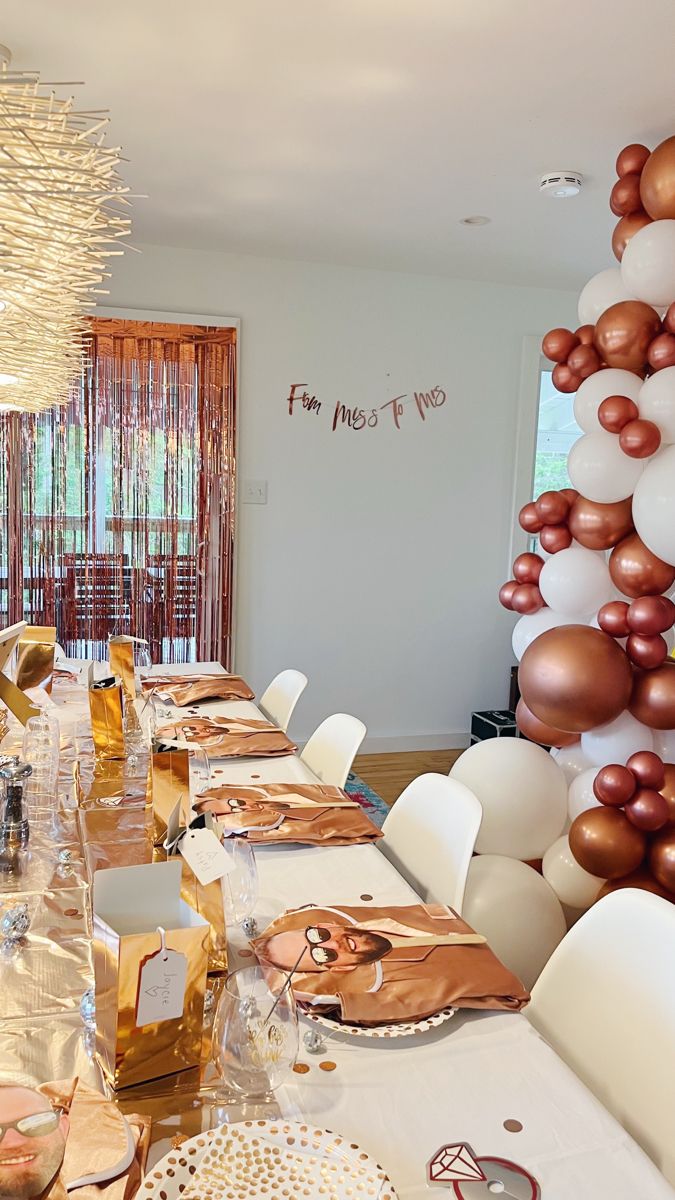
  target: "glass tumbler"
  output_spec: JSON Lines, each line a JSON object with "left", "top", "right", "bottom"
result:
{"left": 212, "top": 965, "right": 298, "bottom": 1099}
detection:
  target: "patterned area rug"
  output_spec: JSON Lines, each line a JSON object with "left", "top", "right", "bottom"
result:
{"left": 344, "top": 771, "right": 389, "bottom": 828}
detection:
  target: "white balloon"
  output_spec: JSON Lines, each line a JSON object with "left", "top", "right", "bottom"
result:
{"left": 632, "top": 444, "right": 675, "bottom": 565}
{"left": 580, "top": 710, "right": 654, "bottom": 766}
{"left": 651, "top": 729, "right": 675, "bottom": 761}
{"left": 568, "top": 767, "right": 601, "bottom": 823}
{"left": 577, "top": 268, "right": 635, "bottom": 327}
{"left": 542, "top": 835, "right": 605, "bottom": 910}
{"left": 462, "top": 855, "right": 566, "bottom": 989}
{"left": 512, "top": 607, "right": 590, "bottom": 661}
{"left": 450, "top": 739, "right": 566, "bottom": 860}
{"left": 638, "top": 366, "right": 675, "bottom": 445}
{"left": 567, "top": 431, "right": 645, "bottom": 503}
{"left": 574, "top": 368, "right": 642, "bottom": 434}
{"left": 538, "top": 546, "right": 613, "bottom": 615}
{"left": 551, "top": 743, "right": 593, "bottom": 784}
{"left": 621, "top": 219, "right": 675, "bottom": 308}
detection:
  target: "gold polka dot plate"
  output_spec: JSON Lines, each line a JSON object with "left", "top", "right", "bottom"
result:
{"left": 303, "top": 1004, "right": 456, "bottom": 1039}
{"left": 141, "top": 1119, "right": 398, "bottom": 1200}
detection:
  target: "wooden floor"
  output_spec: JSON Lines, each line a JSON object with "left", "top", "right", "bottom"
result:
{"left": 353, "top": 748, "right": 465, "bottom": 808}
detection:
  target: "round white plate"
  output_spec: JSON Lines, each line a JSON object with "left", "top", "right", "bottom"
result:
{"left": 140, "top": 1119, "right": 397, "bottom": 1200}
{"left": 302, "top": 1004, "right": 456, "bottom": 1039}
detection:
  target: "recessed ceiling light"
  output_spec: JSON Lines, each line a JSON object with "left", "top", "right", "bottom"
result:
{"left": 0, "top": 372, "right": 18, "bottom": 386}
{"left": 540, "top": 172, "right": 583, "bottom": 198}
{"left": 460, "top": 215, "right": 491, "bottom": 226}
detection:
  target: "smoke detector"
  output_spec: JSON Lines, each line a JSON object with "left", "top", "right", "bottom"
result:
{"left": 540, "top": 171, "right": 583, "bottom": 198}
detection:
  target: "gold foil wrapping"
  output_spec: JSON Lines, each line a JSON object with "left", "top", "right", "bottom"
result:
{"left": 88, "top": 677, "right": 125, "bottom": 760}
{"left": 150, "top": 742, "right": 190, "bottom": 845}
{"left": 108, "top": 635, "right": 137, "bottom": 701}
{"left": 15, "top": 624, "right": 56, "bottom": 693}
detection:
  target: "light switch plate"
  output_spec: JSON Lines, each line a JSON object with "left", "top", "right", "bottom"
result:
{"left": 242, "top": 479, "right": 268, "bottom": 504}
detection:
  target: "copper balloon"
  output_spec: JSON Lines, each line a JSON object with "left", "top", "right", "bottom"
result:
{"left": 609, "top": 532, "right": 675, "bottom": 598}
{"left": 541, "top": 327, "right": 579, "bottom": 364}
{"left": 539, "top": 524, "right": 572, "bottom": 554}
{"left": 569, "top": 808, "right": 646, "bottom": 879}
{"left": 626, "top": 750, "right": 666, "bottom": 790}
{"left": 512, "top": 552, "right": 544, "bottom": 585}
{"left": 574, "top": 325, "right": 595, "bottom": 346}
{"left": 535, "top": 490, "right": 570, "bottom": 525}
{"left": 593, "top": 763, "right": 636, "bottom": 806}
{"left": 560, "top": 487, "right": 579, "bottom": 504}
{"left": 567, "top": 343, "right": 601, "bottom": 380}
{"left": 611, "top": 210, "right": 652, "bottom": 262}
{"left": 567, "top": 496, "right": 633, "bottom": 551}
{"left": 597, "top": 600, "right": 631, "bottom": 638}
{"left": 627, "top": 631, "right": 668, "bottom": 669}
{"left": 511, "top": 584, "right": 544, "bottom": 615}
{"left": 627, "top": 594, "right": 675, "bottom": 636}
{"left": 659, "top": 763, "right": 675, "bottom": 824}
{"left": 610, "top": 172, "right": 643, "bottom": 217}
{"left": 597, "top": 394, "right": 639, "bottom": 433}
{"left": 630, "top": 661, "right": 675, "bottom": 728}
{"left": 515, "top": 698, "right": 580, "bottom": 748}
{"left": 649, "top": 827, "right": 675, "bottom": 894}
{"left": 619, "top": 418, "right": 661, "bottom": 459}
{"left": 593, "top": 301, "right": 661, "bottom": 371}
{"left": 552, "top": 363, "right": 581, "bottom": 394}
{"left": 625, "top": 788, "right": 670, "bottom": 831}
{"left": 597, "top": 867, "right": 675, "bottom": 903}
{"left": 640, "top": 135, "right": 675, "bottom": 220}
{"left": 499, "top": 580, "right": 518, "bottom": 610}
{"left": 518, "top": 502, "right": 543, "bottom": 534}
{"left": 519, "top": 624, "right": 633, "bottom": 733}
{"left": 647, "top": 332, "right": 675, "bottom": 372}
{"left": 664, "top": 303, "right": 675, "bottom": 336}
{"left": 616, "top": 143, "right": 651, "bottom": 178}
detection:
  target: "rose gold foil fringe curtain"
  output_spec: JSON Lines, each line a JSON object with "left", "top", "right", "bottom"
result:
{"left": 0, "top": 318, "right": 236, "bottom": 667}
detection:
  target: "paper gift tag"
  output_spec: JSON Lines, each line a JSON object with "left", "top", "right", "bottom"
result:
{"left": 136, "top": 945, "right": 188, "bottom": 1027}
{"left": 179, "top": 827, "right": 236, "bottom": 886}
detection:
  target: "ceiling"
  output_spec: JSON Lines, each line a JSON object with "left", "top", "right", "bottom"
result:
{"left": 4, "top": 0, "right": 675, "bottom": 289}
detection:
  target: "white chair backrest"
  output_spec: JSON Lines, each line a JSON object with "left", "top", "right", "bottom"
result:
{"left": 259, "top": 669, "right": 308, "bottom": 732}
{"left": 300, "top": 712, "right": 366, "bottom": 788}
{"left": 380, "top": 773, "right": 482, "bottom": 913}
{"left": 527, "top": 888, "right": 675, "bottom": 1183}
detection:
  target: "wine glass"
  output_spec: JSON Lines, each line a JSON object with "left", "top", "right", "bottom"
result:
{"left": 135, "top": 641, "right": 153, "bottom": 683}
{"left": 212, "top": 965, "right": 298, "bottom": 1099}
{"left": 219, "top": 838, "right": 259, "bottom": 928}
{"left": 189, "top": 746, "right": 211, "bottom": 800}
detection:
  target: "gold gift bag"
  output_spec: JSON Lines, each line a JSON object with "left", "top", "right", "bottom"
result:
{"left": 150, "top": 741, "right": 191, "bottom": 846}
{"left": 15, "top": 625, "right": 56, "bottom": 694}
{"left": 88, "top": 670, "right": 126, "bottom": 760}
{"left": 108, "top": 635, "right": 137, "bottom": 701}
{"left": 93, "top": 861, "right": 210, "bottom": 1090}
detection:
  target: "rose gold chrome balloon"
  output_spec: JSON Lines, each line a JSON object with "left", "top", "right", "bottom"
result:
{"left": 627, "top": 594, "right": 675, "bottom": 636}
{"left": 539, "top": 524, "right": 572, "bottom": 554}
{"left": 610, "top": 172, "right": 643, "bottom": 217}
{"left": 640, "top": 135, "right": 675, "bottom": 220}
{"left": 611, "top": 210, "right": 652, "bottom": 261}
{"left": 541, "top": 328, "right": 578, "bottom": 363}
{"left": 597, "top": 600, "right": 631, "bottom": 638}
{"left": 597, "top": 395, "right": 639, "bottom": 433}
{"left": 515, "top": 698, "right": 580, "bottom": 748}
{"left": 647, "top": 332, "right": 675, "bottom": 372}
{"left": 567, "top": 496, "right": 633, "bottom": 551}
{"left": 616, "top": 143, "right": 651, "bottom": 178}
{"left": 626, "top": 750, "right": 666, "bottom": 790}
{"left": 649, "top": 827, "right": 675, "bottom": 894}
{"left": 569, "top": 807, "right": 646, "bottom": 878}
{"left": 594, "top": 301, "right": 661, "bottom": 372}
{"left": 593, "top": 763, "right": 637, "bottom": 806}
{"left": 512, "top": 552, "right": 544, "bottom": 585}
{"left": 619, "top": 418, "right": 661, "bottom": 459}
{"left": 519, "top": 625, "right": 633, "bottom": 733}
{"left": 568, "top": 343, "right": 602, "bottom": 380}
{"left": 625, "top": 788, "right": 669, "bottom": 831}
{"left": 609, "top": 532, "right": 675, "bottom": 598}
{"left": 552, "top": 362, "right": 581, "bottom": 393}
{"left": 630, "top": 661, "right": 675, "bottom": 729}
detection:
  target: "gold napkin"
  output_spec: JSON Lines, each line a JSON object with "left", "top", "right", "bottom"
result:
{"left": 253, "top": 903, "right": 530, "bottom": 1025}
{"left": 195, "top": 783, "right": 383, "bottom": 845}
{"left": 156, "top": 716, "right": 296, "bottom": 758}
{"left": 142, "top": 674, "right": 255, "bottom": 706}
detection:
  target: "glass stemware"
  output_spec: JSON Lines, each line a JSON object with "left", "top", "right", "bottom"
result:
{"left": 212, "top": 965, "right": 298, "bottom": 1099}
{"left": 21, "top": 713, "right": 60, "bottom": 821}
{"left": 219, "top": 838, "right": 259, "bottom": 927}
{"left": 188, "top": 746, "right": 211, "bottom": 801}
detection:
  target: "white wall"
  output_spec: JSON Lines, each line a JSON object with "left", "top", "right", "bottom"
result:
{"left": 105, "top": 245, "right": 576, "bottom": 750}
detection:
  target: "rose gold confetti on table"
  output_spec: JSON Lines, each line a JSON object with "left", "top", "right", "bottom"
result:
{"left": 503, "top": 1119, "right": 523, "bottom": 1132}
{"left": 239, "top": 948, "right": 253, "bottom": 957}
{"left": 319, "top": 1061, "right": 337, "bottom": 1072}
{"left": 360, "top": 894, "right": 373, "bottom": 901}
{"left": 293, "top": 1063, "right": 310, "bottom": 1074}
{"left": 251, "top": 774, "right": 261, "bottom": 779}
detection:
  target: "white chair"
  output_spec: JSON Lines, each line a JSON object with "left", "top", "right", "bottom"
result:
{"left": 380, "top": 773, "right": 482, "bottom": 913}
{"left": 259, "top": 669, "right": 308, "bottom": 732}
{"left": 300, "top": 712, "right": 366, "bottom": 788}
{"left": 527, "top": 888, "right": 675, "bottom": 1184}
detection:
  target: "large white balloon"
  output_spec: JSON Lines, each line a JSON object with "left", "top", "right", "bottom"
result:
{"left": 450, "top": 739, "right": 567, "bottom": 860}
{"left": 621, "top": 219, "right": 675, "bottom": 308}
{"left": 542, "top": 835, "right": 605, "bottom": 910}
{"left": 580, "top": 711, "right": 654, "bottom": 766}
{"left": 574, "top": 368, "right": 642, "bottom": 434}
{"left": 511, "top": 607, "right": 590, "bottom": 661}
{"left": 638, "top": 367, "right": 675, "bottom": 445}
{"left": 551, "top": 743, "right": 593, "bottom": 784}
{"left": 568, "top": 767, "right": 601, "bottom": 823}
{"left": 632, "top": 444, "right": 675, "bottom": 566}
{"left": 567, "top": 431, "right": 645, "bottom": 503}
{"left": 577, "top": 268, "right": 636, "bottom": 326}
{"left": 462, "top": 855, "right": 566, "bottom": 989}
{"left": 651, "top": 729, "right": 675, "bottom": 761}
{"left": 538, "top": 546, "right": 613, "bottom": 615}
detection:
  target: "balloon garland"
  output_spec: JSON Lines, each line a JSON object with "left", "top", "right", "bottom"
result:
{"left": 501, "top": 134, "right": 675, "bottom": 902}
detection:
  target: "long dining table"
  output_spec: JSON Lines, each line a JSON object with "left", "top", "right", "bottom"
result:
{"left": 0, "top": 659, "right": 673, "bottom": 1200}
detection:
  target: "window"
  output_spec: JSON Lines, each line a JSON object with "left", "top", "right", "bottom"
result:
{"left": 533, "top": 367, "right": 581, "bottom": 498}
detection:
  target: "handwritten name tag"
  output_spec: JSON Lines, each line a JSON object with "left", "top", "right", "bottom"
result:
{"left": 136, "top": 947, "right": 188, "bottom": 1027}
{"left": 179, "top": 827, "right": 235, "bottom": 886}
